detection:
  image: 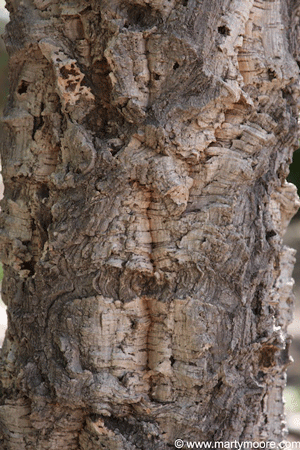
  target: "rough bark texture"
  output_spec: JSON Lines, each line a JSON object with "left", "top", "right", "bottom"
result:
{"left": 0, "top": 0, "right": 300, "bottom": 448}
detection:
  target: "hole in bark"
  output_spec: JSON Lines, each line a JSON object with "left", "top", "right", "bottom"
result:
{"left": 173, "top": 62, "right": 180, "bottom": 70}
{"left": 21, "top": 261, "right": 35, "bottom": 276}
{"left": 104, "top": 416, "right": 138, "bottom": 440}
{"left": 109, "top": 147, "right": 120, "bottom": 156}
{"left": 126, "top": 4, "right": 160, "bottom": 28}
{"left": 251, "top": 283, "right": 263, "bottom": 316}
{"left": 90, "top": 413, "right": 102, "bottom": 422}
{"left": 170, "top": 356, "right": 175, "bottom": 366}
{"left": 32, "top": 116, "right": 44, "bottom": 139}
{"left": 282, "top": 88, "right": 292, "bottom": 101}
{"left": 60, "top": 66, "right": 78, "bottom": 79}
{"left": 153, "top": 73, "right": 160, "bottom": 80}
{"left": 215, "top": 379, "right": 223, "bottom": 391}
{"left": 34, "top": 115, "right": 44, "bottom": 130}
{"left": 257, "top": 371, "right": 265, "bottom": 381}
{"left": 182, "top": 0, "right": 188, "bottom": 5}
{"left": 108, "top": 139, "right": 123, "bottom": 156}
{"left": 117, "top": 373, "right": 126, "bottom": 383}
{"left": 60, "top": 66, "right": 70, "bottom": 79}
{"left": 37, "top": 185, "right": 50, "bottom": 200}
{"left": 18, "top": 80, "right": 30, "bottom": 95}
{"left": 66, "top": 80, "right": 78, "bottom": 92}
{"left": 130, "top": 317, "right": 138, "bottom": 329}
{"left": 218, "top": 26, "right": 230, "bottom": 36}
{"left": 267, "top": 68, "right": 276, "bottom": 81}
{"left": 266, "top": 229, "right": 277, "bottom": 241}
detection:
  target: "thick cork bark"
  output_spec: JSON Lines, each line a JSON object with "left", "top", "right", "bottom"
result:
{"left": 0, "top": 0, "right": 300, "bottom": 448}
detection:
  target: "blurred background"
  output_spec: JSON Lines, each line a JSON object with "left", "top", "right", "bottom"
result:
{"left": 0, "top": 0, "right": 300, "bottom": 437}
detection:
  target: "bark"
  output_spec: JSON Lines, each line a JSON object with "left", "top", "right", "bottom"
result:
{"left": 0, "top": 0, "right": 300, "bottom": 448}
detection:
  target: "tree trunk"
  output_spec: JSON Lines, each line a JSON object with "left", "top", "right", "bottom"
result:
{"left": 0, "top": 0, "right": 300, "bottom": 448}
